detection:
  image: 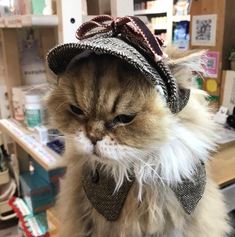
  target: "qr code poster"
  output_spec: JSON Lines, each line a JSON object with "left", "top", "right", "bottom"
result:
{"left": 191, "top": 14, "right": 217, "bottom": 46}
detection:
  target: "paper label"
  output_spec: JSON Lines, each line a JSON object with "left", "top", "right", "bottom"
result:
{"left": 25, "top": 109, "right": 42, "bottom": 128}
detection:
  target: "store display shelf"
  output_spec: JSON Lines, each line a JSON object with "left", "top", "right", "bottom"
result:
{"left": 134, "top": 9, "right": 167, "bottom": 15}
{"left": 0, "top": 119, "right": 62, "bottom": 171}
{"left": 153, "top": 25, "right": 167, "bottom": 30}
{"left": 0, "top": 15, "right": 58, "bottom": 28}
{"left": 211, "top": 141, "right": 235, "bottom": 187}
{"left": 172, "top": 15, "right": 191, "bottom": 22}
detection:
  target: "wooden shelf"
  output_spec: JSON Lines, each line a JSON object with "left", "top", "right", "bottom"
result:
{"left": 0, "top": 119, "right": 62, "bottom": 171}
{"left": 0, "top": 15, "right": 58, "bottom": 28}
{"left": 211, "top": 141, "right": 235, "bottom": 187}
{"left": 172, "top": 15, "right": 190, "bottom": 22}
{"left": 134, "top": 9, "right": 167, "bottom": 15}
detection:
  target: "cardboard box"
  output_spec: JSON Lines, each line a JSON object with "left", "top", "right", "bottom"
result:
{"left": 9, "top": 197, "right": 49, "bottom": 236}
{"left": 32, "top": 160, "right": 65, "bottom": 196}
{"left": 20, "top": 172, "right": 54, "bottom": 214}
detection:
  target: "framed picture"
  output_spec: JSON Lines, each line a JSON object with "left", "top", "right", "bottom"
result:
{"left": 191, "top": 14, "right": 217, "bottom": 46}
{"left": 221, "top": 70, "right": 235, "bottom": 114}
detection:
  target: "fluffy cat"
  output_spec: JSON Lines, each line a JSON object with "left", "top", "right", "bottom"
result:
{"left": 47, "top": 50, "right": 230, "bottom": 237}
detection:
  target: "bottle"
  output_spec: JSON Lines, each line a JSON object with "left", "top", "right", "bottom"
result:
{"left": 25, "top": 92, "right": 44, "bottom": 129}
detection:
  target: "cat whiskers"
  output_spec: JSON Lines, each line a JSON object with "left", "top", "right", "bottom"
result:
{"left": 101, "top": 142, "right": 166, "bottom": 197}
{"left": 127, "top": 149, "right": 165, "bottom": 184}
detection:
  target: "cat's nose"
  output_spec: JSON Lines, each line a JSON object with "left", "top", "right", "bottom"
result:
{"left": 86, "top": 120, "right": 105, "bottom": 145}
{"left": 88, "top": 134, "right": 102, "bottom": 145}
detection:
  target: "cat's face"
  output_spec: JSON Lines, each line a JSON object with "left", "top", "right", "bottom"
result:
{"left": 47, "top": 54, "right": 171, "bottom": 163}
{"left": 47, "top": 50, "right": 213, "bottom": 187}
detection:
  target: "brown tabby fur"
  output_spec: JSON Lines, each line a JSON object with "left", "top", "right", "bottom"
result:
{"left": 47, "top": 52, "right": 230, "bottom": 237}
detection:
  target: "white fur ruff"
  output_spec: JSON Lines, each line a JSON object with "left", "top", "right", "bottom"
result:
{"left": 67, "top": 119, "right": 217, "bottom": 200}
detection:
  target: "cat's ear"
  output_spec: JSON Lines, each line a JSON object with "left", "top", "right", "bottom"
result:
{"left": 164, "top": 47, "right": 206, "bottom": 88}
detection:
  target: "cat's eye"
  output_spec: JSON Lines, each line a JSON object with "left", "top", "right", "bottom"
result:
{"left": 113, "top": 114, "right": 136, "bottom": 125}
{"left": 70, "top": 104, "right": 84, "bottom": 116}
{"left": 106, "top": 114, "right": 135, "bottom": 130}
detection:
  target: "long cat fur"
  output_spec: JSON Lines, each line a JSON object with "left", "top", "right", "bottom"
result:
{"left": 47, "top": 49, "right": 230, "bottom": 237}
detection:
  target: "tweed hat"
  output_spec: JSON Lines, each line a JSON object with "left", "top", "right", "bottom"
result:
{"left": 47, "top": 15, "right": 190, "bottom": 113}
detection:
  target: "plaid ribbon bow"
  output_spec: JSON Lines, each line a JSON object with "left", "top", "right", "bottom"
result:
{"left": 76, "top": 15, "right": 167, "bottom": 62}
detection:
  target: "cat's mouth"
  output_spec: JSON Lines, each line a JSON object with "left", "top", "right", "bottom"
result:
{"left": 92, "top": 146, "right": 101, "bottom": 157}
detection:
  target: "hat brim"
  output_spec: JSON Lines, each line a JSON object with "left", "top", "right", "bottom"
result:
{"left": 47, "top": 33, "right": 191, "bottom": 114}
{"left": 47, "top": 34, "right": 168, "bottom": 98}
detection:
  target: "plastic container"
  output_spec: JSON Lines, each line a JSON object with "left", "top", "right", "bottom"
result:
{"left": 32, "top": 0, "right": 45, "bottom": 15}
{"left": 25, "top": 92, "right": 44, "bottom": 129}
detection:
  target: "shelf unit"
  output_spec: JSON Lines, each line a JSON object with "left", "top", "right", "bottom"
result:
{"left": 0, "top": 15, "right": 58, "bottom": 28}
{"left": 134, "top": 9, "right": 167, "bottom": 15}
{"left": 0, "top": 119, "right": 62, "bottom": 171}
{"left": 133, "top": 0, "right": 191, "bottom": 46}
{"left": 172, "top": 14, "right": 190, "bottom": 22}
{"left": 0, "top": 0, "right": 133, "bottom": 171}
{"left": 0, "top": 0, "right": 81, "bottom": 177}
